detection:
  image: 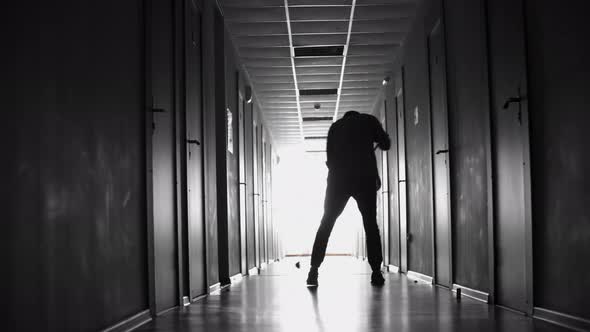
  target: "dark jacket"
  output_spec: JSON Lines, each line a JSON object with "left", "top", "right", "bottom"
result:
{"left": 326, "top": 111, "right": 391, "bottom": 186}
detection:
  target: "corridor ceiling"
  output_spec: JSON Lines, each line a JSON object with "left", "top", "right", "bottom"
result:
{"left": 219, "top": 0, "right": 419, "bottom": 150}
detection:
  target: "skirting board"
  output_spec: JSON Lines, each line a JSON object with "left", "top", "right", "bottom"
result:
{"left": 387, "top": 265, "right": 400, "bottom": 273}
{"left": 248, "top": 267, "right": 260, "bottom": 276}
{"left": 209, "top": 282, "right": 221, "bottom": 293}
{"left": 230, "top": 273, "right": 244, "bottom": 283}
{"left": 101, "top": 310, "right": 151, "bottom": 332}
{"left": 452, "top": 284, "right": 489, "bottom": 303}
{"left": 534, "top": 307, "right": 590, "bottom": 332}
{"left": 407, "top": 271, "right": 433, "bottom": 284}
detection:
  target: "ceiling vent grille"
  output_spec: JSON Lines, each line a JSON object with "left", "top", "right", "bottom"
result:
{"left": 294, "top": 46, "right": 344, "bottom": 57}
{"left": 299, "top": 89, "right": 338, "bottom": 96}
{"left": 302, "top": 117, "right": 333, "bottom": 122}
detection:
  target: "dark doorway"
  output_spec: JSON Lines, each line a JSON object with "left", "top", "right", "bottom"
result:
{"left": 487, "top": 0, "right": 533, "bottom": 314}
{"left": 185, "top": 0, "right": 206, "bottom": 301}
{"left": 428, "top": 20, "right": 452, "bottom": 289}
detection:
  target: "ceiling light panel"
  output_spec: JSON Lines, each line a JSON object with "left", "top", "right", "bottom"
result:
{"left": 298, "top": 82, "right": 340, "bottom": 90}
{"left": 299, "top": 88, "right": 338, "bottom": 96}
{"left": 294, "top": 46, "right": 344, "bottom": 57}
{"left": 302, "top": 116, "right": 334, "bottom": 122}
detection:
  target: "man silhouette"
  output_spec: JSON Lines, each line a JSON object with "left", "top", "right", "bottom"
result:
{"left": 307, "top": 110, "right": 391, "bottom": 286}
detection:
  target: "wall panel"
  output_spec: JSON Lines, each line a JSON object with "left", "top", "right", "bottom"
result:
{"left": 527, "top": 0, "right": 590, "bottom": 320}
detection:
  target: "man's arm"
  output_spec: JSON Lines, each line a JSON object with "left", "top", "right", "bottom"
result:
{"left": 371, "top": 116, "right": 391, "bottom": 150}
{"left": 326, "top": 125, "right": 335, "bottom": 168}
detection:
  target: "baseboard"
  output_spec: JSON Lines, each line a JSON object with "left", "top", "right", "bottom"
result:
{"left": 387, "top": 265, "right": 400, "bottom": 273}
{"left": 407, "top": 271, "right": 433, "bottom": 284}
{"left": 101, "top": 310, "right": 151, "bottom": 332}
{"left": 156, "top": 306, "right": 178, "bottom": 317}
{"left": 452, "top": 284, "right": 489, "bottom": 303}
{"left": 230, "top": 273, "right": 244, "bottom": 283}
{"left": 248, "top": 267, "right": 260, "bottom": 275}
{"left": 191, "top": 293, "right": 208, "bottom": 303}
{"left": 534, "top": 307, "right": 590, "bottom": 332}
{"left": 209, "top": 282, "right": 221, "bottom": 293}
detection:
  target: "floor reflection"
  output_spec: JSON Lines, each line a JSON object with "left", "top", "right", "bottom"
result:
{"left": 137, "top": 257, "right": 568, "bottom": 332}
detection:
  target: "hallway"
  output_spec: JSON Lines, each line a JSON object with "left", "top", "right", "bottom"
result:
{"left": 136, "top": 257, "right": 564, "bottom": 332}
{"left": 8, "top": 0, "right": 590, "bottom": 331}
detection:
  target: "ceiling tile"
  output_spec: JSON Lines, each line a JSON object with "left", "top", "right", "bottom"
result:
{"left": 289, "top": 6, "right": 351, "bottom": 21}
{"left": 224, "top": 7, "right": 286, "bottom": 23}
{"left": 292, "top": 34, "right": 347, "bottom": 47}
{"left": 227, "top": 22, "right": 288, "bottom": 36}
{"left": 291, "top": 21, "right": 349, "bottom": 34}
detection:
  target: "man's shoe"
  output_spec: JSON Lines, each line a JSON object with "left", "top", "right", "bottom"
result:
{"left": 307, "top": 268, "right": 318, "bottom": 287}
{"left": 371, "top": 271, "right": 385, "bottom": 286}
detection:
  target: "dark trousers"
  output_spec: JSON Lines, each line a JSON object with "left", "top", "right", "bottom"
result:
{"left": 310, "top": 173, "right": 383, "bottom": 271}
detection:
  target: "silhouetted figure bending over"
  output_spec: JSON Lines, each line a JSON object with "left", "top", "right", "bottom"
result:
{"left": 307, "top": 110, "right": 391, "bottom": 287}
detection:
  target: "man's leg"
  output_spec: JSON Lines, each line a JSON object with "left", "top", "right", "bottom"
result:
{"left": 353, "top": 186, "right": 383, "bottom": 272}
{"left": 310, "top": 179, "right": 349, "bottom": 270}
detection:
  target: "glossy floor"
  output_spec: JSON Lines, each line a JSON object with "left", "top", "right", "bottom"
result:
{"left": 137, "top": 257, "right": 566, "bottom": 332}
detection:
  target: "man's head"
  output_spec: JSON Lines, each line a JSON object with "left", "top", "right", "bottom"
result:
{"left": 343, "top": 110, "right": 360, "bottom": 118}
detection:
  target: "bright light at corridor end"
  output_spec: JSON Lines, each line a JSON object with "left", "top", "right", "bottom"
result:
{"left": 274, "top": 146, "right": 361, "bottom": 257}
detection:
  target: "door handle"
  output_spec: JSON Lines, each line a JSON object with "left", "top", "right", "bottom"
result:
{"left": 502, "top": 96, "right": 522, "bottom": 109}
{"left": 436, "top": 149, "right": 449, "bottom": 155}
{"left": 151, "top": 108, "right": 166, "bottom": 113}
{"left": 398, "top": 180, "right": 406, "bottom": 183}
{"left": 187, "top": 139, "right": 201, "bottom": 146}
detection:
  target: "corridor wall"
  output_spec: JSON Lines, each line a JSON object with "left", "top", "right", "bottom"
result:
{"left": 7, "top": 1, "right": 149, "bottom": 330}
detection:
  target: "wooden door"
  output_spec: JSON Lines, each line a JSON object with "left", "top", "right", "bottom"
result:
{"left": 185, "top": 0, "right": 206, "bottom": 300}
{"left": 488, "top": 0, "right": 532, "bottom": 314}
{"left": 238, "top": 97, "right": 248, "bottom": 275}
{"left": 151, "top": 0, "right": 178, "bottom": 312}
{"left": 396, "top": 71, "right": 409, "bottom": 273}
{"left": 428, "top": 20, "right": 452, "bottom": 288}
